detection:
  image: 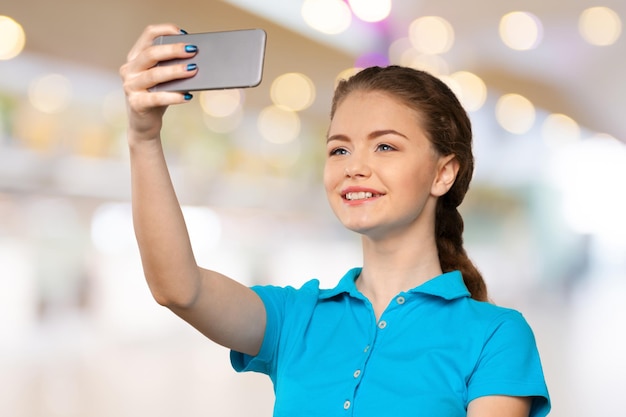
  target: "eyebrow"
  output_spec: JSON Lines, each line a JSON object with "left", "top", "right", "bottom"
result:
{"left": 326, "top": 129, "right": 409, "bottom": 143}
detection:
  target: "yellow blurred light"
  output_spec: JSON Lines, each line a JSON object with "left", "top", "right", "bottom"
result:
{"left": 302, "top": 0, "right": 352, "bottom": 34}
{"left": 75, "top": 125, "right": 111, "bottom": 158}
{"left": 348, "top": 0, "right": 391, "bottom": 23}
{"left": 258, "top": 105, "right": 301, "bottom": 144}
{"left": 579, "top": 7, "right": 622, "bottom": 46}
{"left": 388, "top": 37, "right": 413, "bottom": 64}
{"left": 499, "top": 11, "right": 543, "bottom": 51}
{"left": 495, "top": 93, "right": 536, "bottom": 134}
{"left": 0, "top": 16, "right": 25, "bottom": 60}
{"left": 270, "top": 73, "right": 316, "bottom": 112}
{"left": 447, "top": 71, "right": 487, "bottom": 112}
{"left": 541, "top": 113, "right": 581, "bottom": 148}
{"left": 336, "top": 67, "right": 362, "bottom": 81}
{"left": 404, "top": 52, "right": 449, "bottom": 76}
{"left": 15, "top": 107, "right": 60, "bottom": 152}
{"left": 334, "top": 67, "right": 362, "bottom": 88}
{"left": 202, "top": 107, "right": 243, "bottom": 133}
{"left": 28, "top": 74, "right": 72, "bottom": 114}
{"left": 199, "top": 89, "right": 242, "bottom": 117}
{"left": 409, "top": 16, "right": 455, "bottom": 55}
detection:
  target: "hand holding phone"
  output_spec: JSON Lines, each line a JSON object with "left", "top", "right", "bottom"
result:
{"left": 149, "top": 28, "right": 267, "bottom": 92}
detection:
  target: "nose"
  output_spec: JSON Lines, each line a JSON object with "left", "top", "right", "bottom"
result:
{"left": 344, "top": 152, "right": 371, "bottom": 178}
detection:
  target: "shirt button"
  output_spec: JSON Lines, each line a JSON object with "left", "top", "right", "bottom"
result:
{"left": 344, "top": 400, "right": 351, "bottom": 410}
{"left": 353, "top": 369, "right": 361, "bottom": 378}
{"left": 363, "top": 345, "right": 370, "bottom": 353}
{"left": 396, "top": 296, "right": 405, "bottom": 304}
{"left": 378, "top": 320, "right": 387, "bottom": 329}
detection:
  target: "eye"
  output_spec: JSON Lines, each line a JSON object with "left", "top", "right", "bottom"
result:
{"left": 376, "top": 143, "right": 395, "bottom": 152}
{"left": 328, "top": 147, "right": 348, "bottom": 156}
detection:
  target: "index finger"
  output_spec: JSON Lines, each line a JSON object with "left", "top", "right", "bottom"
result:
{"left": 126, "top": 23, "right": 184, "bottom": 62}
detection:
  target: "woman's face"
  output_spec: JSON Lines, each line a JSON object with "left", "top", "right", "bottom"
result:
{"left": 324, "top": 90, "right": 457, "bottom": 240}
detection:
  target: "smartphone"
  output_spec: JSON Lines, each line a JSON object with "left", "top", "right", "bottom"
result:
{"left": 149, "top": 28, "right": 266, "bottom": 92}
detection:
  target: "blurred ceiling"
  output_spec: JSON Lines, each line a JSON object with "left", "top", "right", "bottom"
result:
{"left": 1, "top": 0, "right": 625, "bottom": 140}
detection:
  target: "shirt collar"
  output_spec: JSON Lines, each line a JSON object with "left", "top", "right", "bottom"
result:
{"left": 319, "top": 267, "right": 471, "bottom": 301}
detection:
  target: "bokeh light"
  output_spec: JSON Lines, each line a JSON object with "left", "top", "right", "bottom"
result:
{"left": 199, "top": 89, "right": 243, "bottom": 118}
{"left": 541, "top": 113, "right": 581, "bottom": 148}
{"left": 202, "top": 107, "right": 243, "bottom": 133}
{"left": 401, "top": 50, "right": 449, "bottom": 75}
{"left": 446, "top": 71, "right": 487, "bottom": 112}
{"left": 335, "top": 67, "right": 362, "bottom": 88}
{"left": 257, "top": 105, "right": 301, "bottom": 144}
{"left": 388, "top": 37, "right": 413, "bottom": 64}
{"left": 409, "top": 16, "right": 455, "bottom": 55}
{"left": 495, "top": 93, "right": 536, "bottom": 134}
{"left": 302, "top": 0, "right": 352, "bottom": 34}
{"left": 348, "top": 0, "right": 392, "bottom": 23}
{"left": 499, "top": 11, "right": 543, "bottom": 51}
{"left": 270, "top": 73, "right": 316, "bottom": 112}
{"left": 28, "top": 74, "right": 72, "bottom": 114}
{"left": 0, "top": 16, "right": 25, "bottom": 60}
{"left": 579, "top": 7, "right": 622, "bottom": 46}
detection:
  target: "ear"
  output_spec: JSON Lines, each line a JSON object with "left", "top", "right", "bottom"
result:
{"left": 431, "top": 154, "right": 460, "bottom": 197}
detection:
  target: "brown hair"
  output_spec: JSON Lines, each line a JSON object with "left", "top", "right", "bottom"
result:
{"left": 330, "top": 66, "right": 488, "bottom": 302}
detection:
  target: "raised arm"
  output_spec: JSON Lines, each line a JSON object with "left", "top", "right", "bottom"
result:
{"left": 120, "top": 23, "right": 265, "bottom": 356}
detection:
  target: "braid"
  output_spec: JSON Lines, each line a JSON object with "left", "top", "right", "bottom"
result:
{"left": 436, "top": 203, "right": 488, "bottom": 302}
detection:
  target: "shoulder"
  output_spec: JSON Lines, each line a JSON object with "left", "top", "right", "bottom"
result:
{"left": 462, "top": 298, "right": 531, "bottom": 330}
{"left": 251, "top": 278, "right": 323, "bottom": 315}
{"left": 253, "top": 278, "right": 322, "bottom": 298}
{"left": 252, "top": 267, "right": 360, "bottom": 307}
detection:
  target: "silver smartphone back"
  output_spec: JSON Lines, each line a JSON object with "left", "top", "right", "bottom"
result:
{"left": 150, "top": 28, "right": 266, "bottom": 92}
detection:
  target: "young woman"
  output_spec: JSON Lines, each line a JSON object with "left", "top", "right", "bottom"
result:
{"left": 120, "top": 23, "right": 550, "bottom": 417}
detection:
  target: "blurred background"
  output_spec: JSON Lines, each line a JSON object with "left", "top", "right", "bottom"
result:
{"left": 0, "top": 0, "right": 625, "bottom": 416}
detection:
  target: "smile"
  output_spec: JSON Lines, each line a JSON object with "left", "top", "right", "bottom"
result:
{"left": 345, "top": 191, "right": 376, "bottom": 201}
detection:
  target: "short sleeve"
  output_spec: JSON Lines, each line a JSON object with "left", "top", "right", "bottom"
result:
{"left": 229, "top": 280, "right": 322, "bottom": 378}
{"left": 230, "top": 285, "right": 286, "bottom": 375}
{"left": 467, "top": 311, "right": 551, "bottom": 417}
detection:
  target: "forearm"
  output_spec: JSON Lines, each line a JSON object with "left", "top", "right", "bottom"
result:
{"left": 129, "top": 133, "right": 200, "bottom": 307}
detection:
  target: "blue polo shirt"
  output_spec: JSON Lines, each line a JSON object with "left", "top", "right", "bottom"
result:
{"left": 231, "top": 268, "right": 550, "bottom": 416}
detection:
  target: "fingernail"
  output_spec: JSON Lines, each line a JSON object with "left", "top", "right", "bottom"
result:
{"left": 183, "top": 93, "right": 193, "bottom": 101}
{"left": 179, "top": 29, "right": 188, "bottom": 35}
{"left": 186, "top": 63, "right": 197, "bottom": 71}
{"left": 185, "top": 44, "right": 197, "bottom": 53}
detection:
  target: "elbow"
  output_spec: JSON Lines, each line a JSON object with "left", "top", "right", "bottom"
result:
{"left": 150, "top": 290, "right": 176, "bottom": 308}
{"left": 150, "top": 288, "right": 197, "bottom": 310}
{"left": 146, "top": 276, "right": 199, "bottom": 310}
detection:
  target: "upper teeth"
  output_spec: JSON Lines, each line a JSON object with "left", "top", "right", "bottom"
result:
{"left": 346, "top": 191, "right": 373, "bottom": 200}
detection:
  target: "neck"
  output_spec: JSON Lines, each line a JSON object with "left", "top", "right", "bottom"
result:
{"left": 357, "top": 232, "right": 442, "bottom": 312}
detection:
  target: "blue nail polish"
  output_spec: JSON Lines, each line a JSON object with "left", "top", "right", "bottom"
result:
{"left": 185, "top": 44, "right": 197, "bottom": 53}
{"left": 179, "top": 29, "right": 188, "bottom": 35}
{"left": 186, "top": 63, "right": 197, "bottom": 71}
{"left": 183, "top": 93, "right": 193, "bottom": 101}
